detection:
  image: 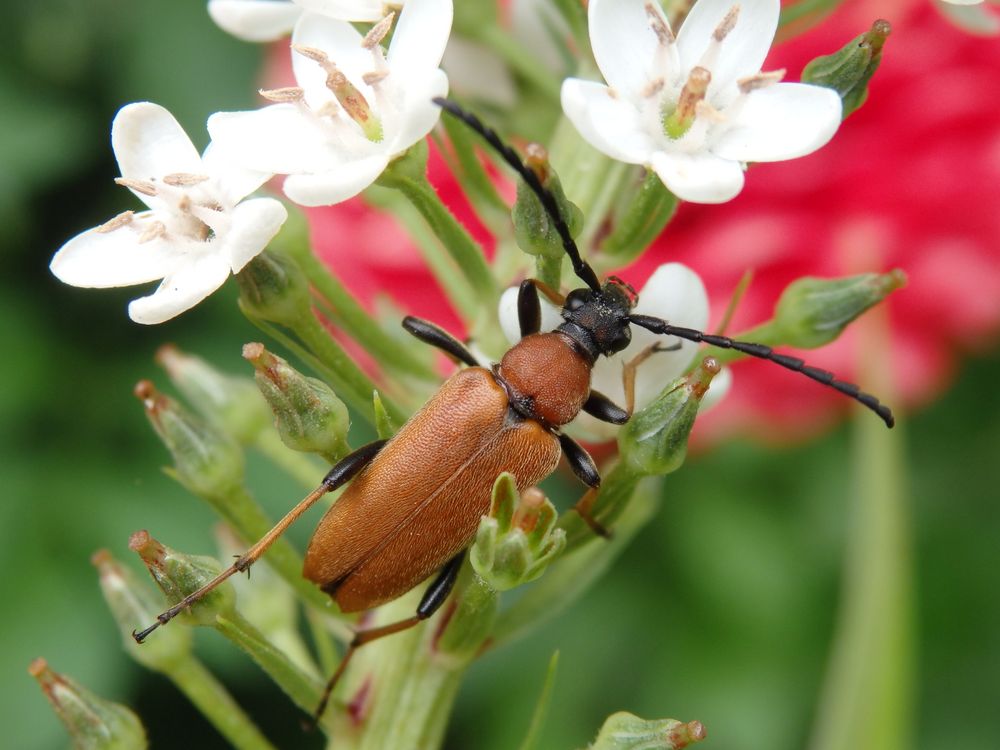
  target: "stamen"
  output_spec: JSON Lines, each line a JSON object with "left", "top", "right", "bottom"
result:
{"left": 645, "top": 2, "right": 674, "bottom": 45}
{"left": 662, "top": 66, "right": 711, "bottom": 139}
{"left": 294, "top": 44, "right": 383, "bottom": 142}
{"left": 96, "top": 211, "right": 134, "bottom": 233}
{"left": 362, "top": 13, "right": 394, "bottom": 50}
{"left": 695, "top": 100, "right": 725, "bottom": 123}
{"left": 641, "top": 77, "right": 665, "bottom": 98}
{"left": 259, "top": 86, "right": 305, "bottom": 103}
{"left": 737, "top": 68, "right": 785, "bottom": 94}
{"left": 362, "top": 70, "right": 389, "bottom": 86}
{"left": 713, "top": 5, "right": 740, "bottom": 42}
{"left": 163, "top": 173, "right": 209, "bottom": 187}
{"left": 138, "top": 220, "right": 166, "bottom": 244}
{"left": 115, "top": 177, "right": 158, "bottom": 196}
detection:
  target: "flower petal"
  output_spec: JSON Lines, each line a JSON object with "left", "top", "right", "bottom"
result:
{"left": 201, "top": 142, "right": 274, "bottom": 203}
{"left": 649, "top": 149, "right": 744, "bottom": 203}
{"left": 387, "top": 0, "right": 453, "bottom": 76}
{"left": 291, "top": 12, "right": 370, "bottom": 98}
{"left": 390, "top": 68, "right": 449, "bottom": 153}
{"left": 50, "top": 216, "right": 182, "bottom": 288}
{"left": 497, "top": 285, "right": 564, "bottom": 345}
{"left": 561, "top": 79, "right": 654, "bottom": 164}
{"left": 282, "top": 152, "right": 389, "bottom": 205}
{"left": 219, "top": 197, "right": 288, "bottom": 272}
{"left": 294, "top": 0, "right": 383, "bottom": 22}
{"left": 208, "top": 105, "right": 350, "bottom": 175}
{"left": 711, "top": 83, "right": 842, "bottom": 163}
{"left": 677, "top": 0, "right": 779, "bottom": 97}
{"left": 588, "top": 0, "right": 667, "bottom": 99}
{"left": 208, "top": 0, "right": 301, "bottom": 42}
{"left": 127, "top": 251, "right": 232, "bottom": 324}
{"left": 113, "top": 103, "right": 204, "bottom": 183}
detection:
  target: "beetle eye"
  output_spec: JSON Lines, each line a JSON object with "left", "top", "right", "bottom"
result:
{"left": 565, "top": 289, "right": 588, "bottom": 310}
{"left": 609, "top": 326, "right": 631, "bottom": 353}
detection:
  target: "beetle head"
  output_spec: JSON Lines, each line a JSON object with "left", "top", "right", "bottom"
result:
{"left": 561, "top": 278, "right": 636, "bottom": 357}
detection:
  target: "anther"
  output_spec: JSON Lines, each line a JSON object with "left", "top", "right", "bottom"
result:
{"left": 645, "top": 2, "right": 674, "bottom": 45}
{"left": 713, "top": 5, "right": 740, "bottom": 42}
{"left": 115, "top": 177, "right": 158, "bottom": 196}
{"left": 737, "top": 68, "right": 785, "bottom": 94}
{"left": 641, "top": 77, "right": 666, "bottom": 98}
{"left": 259, "top": 86, "right": 305, "bottom": 103}
{"left": 96, "top": 210, "right": 134, "bottom": 233}
{"left": 163, "top": 173, "right": 209, "bottom": 187}
{"left": 294, "top": 44, "right": 383, "bottom": 141}
{"left": 362, "top": 70, "right": 389, "bottom": 86}
{"left": 695, "top": 100, "right": 725, "bottom": 123}
{"left": 363, "top": 13, "right": 394, "bottom": 49}
{"left": 138, "top": 220, "right": 167, "bottom": 244}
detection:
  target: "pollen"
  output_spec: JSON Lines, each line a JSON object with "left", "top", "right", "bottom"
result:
{"left": 645, "top": 2, "right": 674, "bottom": 45}
{"left": 737, "top": 68, "right": 785, "bottom": 93}
{"left": 115, "top": 177, "right": 158, "bottom": 196}
{"left": 713, "top": 5, "right": 740, "bottom": 42}
{"left": 362, "top": 12, "right": 394, "bottom": 50}
{"left": 163, "top": 173, "right": 209, "bottom": 187}
{"left": 138, "top": 220, "right": 167, "bottom": 244}
{"left": 259, "top": 86, "right": 305, "bottom": 103}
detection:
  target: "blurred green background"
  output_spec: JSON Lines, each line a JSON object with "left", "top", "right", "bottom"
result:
{"left": 3, "top": 1, "right": 998, "bottom": 749}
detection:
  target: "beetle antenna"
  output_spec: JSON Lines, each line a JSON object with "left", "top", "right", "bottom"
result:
{"left": 433, "top": 97, "right": 602, "bottom": 292}
{"left": 629, "top": 314, "right": 896, "bottom": 428}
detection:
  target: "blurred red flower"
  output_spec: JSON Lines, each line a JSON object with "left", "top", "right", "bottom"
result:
{"left": 301, "top": 0, "right": 1000, "bottom": 440}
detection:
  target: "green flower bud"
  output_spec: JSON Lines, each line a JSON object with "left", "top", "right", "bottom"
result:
{"left": 129, "top": 531, "right": 236, "bottom": 628}
{"left": 134, "top": 380, "right": 244, "bottom": 500}
{"left": 29, "top": 658, "right": 147, "bottom": 750}
{"left": 470, "top": 474, "right": 566, "bottom": 591}
{"left": 155, "top": 344, "right": 271, "bottom": 445}
{"left": 618, "top": 358, "right": 721, "bottom": 477}
{"left": 513, "top": 144, "right": 584, "bottom": 260}
{"left": 235, "top": 250, "right": 311, "bottom": 326}
{"left": 590, "top": 712, "right": 706, "bottom": 750}
{"left": 242, "top": 342, "right": 350, "bottom": 462}
{"left": 802, "top": 19, "right": 892, "bottom": 119}
{"left": 773, "top": 269, "right": 906, "bottom": 349}
{"left": 92, "top": 550, "right": 192, "bottom": 671}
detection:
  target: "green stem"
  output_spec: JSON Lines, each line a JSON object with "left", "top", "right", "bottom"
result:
{"left": 536, "top": 254, "right": 563, "bottom": 291}
{"left": 296, "top": 250, "right": 438, "bottom": 381}
{"left": 214, "top": 612, "right": 333, "bottom": 732}
{"left": 808, "top": 314, "right": 913, "bottom": 750}
{"left": 167, "top": 654, "right": 277, "bottom": 750}
{"left": 779, "top": 0, "right": 846, "bottom": 32}
{"left": 253, "top": 428, "right": 328, "bottom": 490}
{"left": 600, "top": 171, "right": 678, "bottom": 262}
{"left": 559, "top": 462, "right": 642, "bottom": 552}
{"left": 468, "top": 25, "right": 562, "bottom": 100}
{"left": 379, "top": 169, "right": 498, "bottom": 309}
{"left": 290, "top": 310, "right": 408, "bottom": 425}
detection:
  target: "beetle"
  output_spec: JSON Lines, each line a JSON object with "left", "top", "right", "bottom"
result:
{"left": 133, "top": 98, "right": 895, "bottom": 720}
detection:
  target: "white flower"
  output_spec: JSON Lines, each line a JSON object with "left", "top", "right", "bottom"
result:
{"left": 561, "top": 0, "right": 843, "bottom": 204}
{"left": 936, "top": 0, "right": 999, "bottom": 36}
{"left": 498, "top": 263, "right": 731, "bottom": 442}
{"left": 207, "top": 0, "right": 451, "bottom": 207}
{"left": 50, "top": 103, "right": 287, "bottom": 324}
{"left": 207, "top": 0, "right": 401, "bottom": 41}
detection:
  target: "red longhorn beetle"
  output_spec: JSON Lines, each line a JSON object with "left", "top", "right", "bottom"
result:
{"left": 133, "top": 98, "right": 894, "bottom": 720}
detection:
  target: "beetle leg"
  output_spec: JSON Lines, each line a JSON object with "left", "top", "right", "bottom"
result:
{"left": 573, "top": 487, "right": 611, "bottom": 539}
{"left": 517, "top": 279, "right": 564, "bottom": 337}
{"left": 132, "top": 439, "right": 388, "bottom": 644}
{"left": 621, "top": 342, "right": 680, "bottom": 415}
{"left": 402, "top": 316, "right": 479, "bottom": 367}
{"left": 312, "top": 552, "right": 465, "bottom": 722}
{"left": 582, "top": 390, "right": 629, "bottom": 424}
{"left": 559, "top": 432, "right": 613, "bottom": 538}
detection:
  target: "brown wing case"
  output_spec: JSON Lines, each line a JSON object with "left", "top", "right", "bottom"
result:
{"left": 302, "top": 367, "right": 562, "bottom": 612}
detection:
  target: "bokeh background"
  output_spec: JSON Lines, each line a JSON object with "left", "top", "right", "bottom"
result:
{"left": 3, "top": 1, "right": 999, "bottom": 748}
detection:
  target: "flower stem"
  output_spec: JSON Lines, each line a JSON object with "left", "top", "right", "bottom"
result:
{"left": 378, "top": 169, "right": 498, "bottom": 310}
{"left": 167, "top": 654, "right": 277, "bottom": 750}
{"left": 808, "top": 312, "right": 913, "bottom": 750}
{"left": 214, "top": 611, "right": 334, "bottom": 732}
{"left": 467, "top": 24, "right": 562, "bottom": 100}
{"left": 253, "top": 429, "right": 328, "bottom": 490}
{"left": 296, "top": 250, "right": 438, "bottom": 381}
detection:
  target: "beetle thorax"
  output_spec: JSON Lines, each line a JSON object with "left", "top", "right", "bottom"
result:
{"left": 496, "top": 332, "right": 592, "bottom": 428}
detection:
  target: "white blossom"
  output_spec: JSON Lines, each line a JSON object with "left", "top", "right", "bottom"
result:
{"left": 207, "top": 0, "right": 401, "bottom": 41}
{"left": 561, "top": 0, "right": 843, "bottom": 204}
{"left": 936, "top": 0, "right": 999, "bottom": 36}
{"left": 207, "top": 0, "right": 451, "bottom": 207}
{"left": 50, "top": 103, "right": 286, "bottom": 324}
{"left": 499, "top": 263, "right": 731, "bottom": 442}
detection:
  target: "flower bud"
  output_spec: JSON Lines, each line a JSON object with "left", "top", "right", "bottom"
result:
{"left": 92, "top": 550, "right": 192, "bottom": 671}
{"left": 590, "top": 712, "right": 706, "bottom": 750}
{"left": 129, "top": 530, "right": 236, "bottom": 628}
{"left": 235, "top": 249, "right": 311, "bottom": 326}
{"left": 155, "top": 344, "right": 271, "bottom": 445}
{"left": 134, "top": 380, "right": 245, "bottom": 500}
{"left": 772, "top": 269, "right": 906, "bottom": 349}
{"left": 513, "top": 144, "right": 584, "bottom": 260}
{"left": 618, "top": 358, "right": 721, "bottom": 477}
{"left": 470, "top": 473, "right": 566, "bottom": 591}
{"left": 29, "top": 658, "right": 148, "bottom": 749}
{"left": 242, "top": 342, "right": 349, "bottom": 462}
{"left": 802, "top": 19, "right": 891, "bottom": 119}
